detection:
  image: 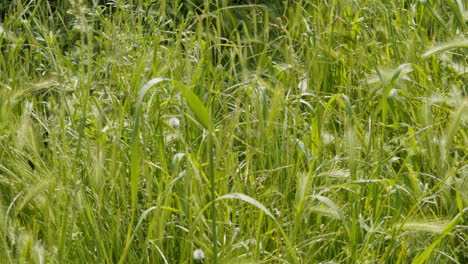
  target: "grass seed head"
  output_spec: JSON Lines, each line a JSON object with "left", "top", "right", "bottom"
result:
{"left": 168, "top": 117, "right": 181, "bottom": 128}
{"left": 193, "top": 248, "right": 205, "bottom": 261}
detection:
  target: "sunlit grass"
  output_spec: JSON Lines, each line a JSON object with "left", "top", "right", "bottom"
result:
{"left": 0, "top": 0, "right": 467, "bottom": 263}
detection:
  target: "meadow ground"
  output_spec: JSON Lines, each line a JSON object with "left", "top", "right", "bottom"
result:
{"left": 0, "top": 0, "right": 467, "bottom": 263}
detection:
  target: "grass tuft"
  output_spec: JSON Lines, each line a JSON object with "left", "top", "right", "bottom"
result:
{"left": 0, "top": 0, "right": 466, "bottom": 263}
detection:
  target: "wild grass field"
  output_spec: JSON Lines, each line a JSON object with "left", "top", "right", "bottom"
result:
{"left": 0, "top": 0, "right": 467, "bottom": 263}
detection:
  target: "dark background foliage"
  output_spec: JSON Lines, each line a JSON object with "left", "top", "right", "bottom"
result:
{"left": 0, "top": 0, "right": 287, "bottom": 20}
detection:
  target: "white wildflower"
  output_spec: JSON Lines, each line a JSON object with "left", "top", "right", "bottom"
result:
{"left": 193, "top": 248, "right": 205, "bottom": 261}
{"left": 168, "top": 117, "right": 180, "bottom": 128}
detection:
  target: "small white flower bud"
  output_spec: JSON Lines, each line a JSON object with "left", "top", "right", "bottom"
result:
{"left": 168, "top": 117, "right": 180, "bottom": 128}
{"left": 193, "top": 248, "right": 205, "bottom": 260}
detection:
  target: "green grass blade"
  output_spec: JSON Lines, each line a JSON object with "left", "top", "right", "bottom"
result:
{"left": 411, "top": 213, "right": 463, "bottom": 264}
{"left": 131, "top": 78, "right": 168, "bottom": 206}
{"left": 173, "top": 82, "right": 212, "bottom": 130}
{"left": 217, "top": 193, "right": 299, "bottom": 263}
{"left": 422, "top": 39, "right": 468, "bottom": 59}
{"left": 420, "top": 0, "right": 451, "bottom": 34}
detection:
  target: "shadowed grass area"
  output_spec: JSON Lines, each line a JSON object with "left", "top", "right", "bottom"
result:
{"left": 0, "top": 0, "right": 467, "bottom": 263}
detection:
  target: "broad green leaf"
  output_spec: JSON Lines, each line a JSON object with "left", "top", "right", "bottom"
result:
{"left": 182, "top": 88, "right": 211, "bottom": 130}
{"left": 173, "top": 82, "right": 212, "bottom": 130}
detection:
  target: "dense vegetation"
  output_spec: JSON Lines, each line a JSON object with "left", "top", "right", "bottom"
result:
{"left": 0, "top": 0, "right": 467, "bottom": 263}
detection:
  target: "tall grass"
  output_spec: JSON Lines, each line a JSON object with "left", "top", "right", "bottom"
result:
{"left": 0, "top": 0, "right": 467, "bottom": 263}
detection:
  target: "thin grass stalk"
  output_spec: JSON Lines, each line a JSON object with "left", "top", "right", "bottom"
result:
{"left": 208, "top": 115, "right": 218, "bottom": 264}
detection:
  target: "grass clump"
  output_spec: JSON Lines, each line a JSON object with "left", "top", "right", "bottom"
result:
{"left": 0, "top": 0, "right": 467, "bottom": 263}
